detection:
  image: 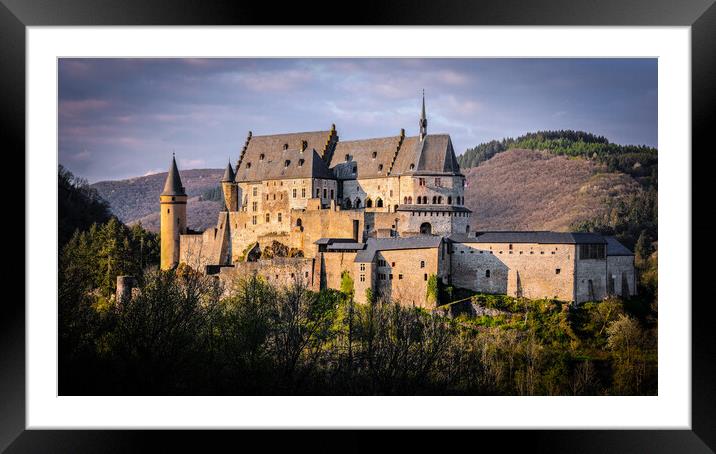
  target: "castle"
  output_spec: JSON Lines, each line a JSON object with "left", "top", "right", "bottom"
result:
{"left": 160, "top": 94, "right": 636, "bottom": 306}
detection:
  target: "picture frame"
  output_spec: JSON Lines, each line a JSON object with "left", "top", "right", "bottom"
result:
{"left": 4, "top": 0, "right": 711, "bottom": 451}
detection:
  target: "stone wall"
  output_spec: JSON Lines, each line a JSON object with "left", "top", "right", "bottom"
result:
{"left": 372, "top": 247, "right": 441, "bottom": 308}
{"left": 449, "top": 242, "right": 577, "bottom": 301}
{"left": 607, "top": 255, "right": 637, "bottom": 298}
{"left": 218, "top": 257, "right": 318, "bottom": 295}
{"left": 160, "top": 193, "right": 187, "bottom": 269}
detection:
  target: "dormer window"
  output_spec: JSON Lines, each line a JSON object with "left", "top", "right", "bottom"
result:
{"left": 378, "top": 164, "right": 383, "bottom": 171}
{"left": 301, "top": 140, "right": 308, "bottom": 150}
{"left": 372, "top": 151, "right": 377, "bottom": 159}
{"left": 409, "top": 163, "right": 415, "bottom": 170}
{"left": 246, "top": 162, "right": 252, "bottom": 169}
{"left": 284, "top": 160, "right": 290, "bottom": 167}
{"left": 259, "top": 154, "right": 265, "bottom": 161}
{"left": 283, "top": 143, "right": 289, "bottom": 150}
{"left": 298, "top": 159, "right": 305, "bottom": 167}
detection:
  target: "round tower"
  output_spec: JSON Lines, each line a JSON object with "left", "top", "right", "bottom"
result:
{"left": 221, "top": 160, "right": 238, "bottom": 212}
{"left": 160, "top": 154, "right": 187, "bottom": 270}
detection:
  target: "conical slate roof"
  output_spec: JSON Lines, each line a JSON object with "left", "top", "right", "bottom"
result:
{"left": 161, "top": 155, "right": 186, "bottom": 196}
{"left": 221, "top": 161, "right": 235, "bottom": 182}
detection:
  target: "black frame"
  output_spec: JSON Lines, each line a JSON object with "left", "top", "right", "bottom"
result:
{"left": 4, "top": 0, "right": 712, "bottom": 451}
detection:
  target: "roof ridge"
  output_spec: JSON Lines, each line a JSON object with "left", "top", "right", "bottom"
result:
{"left": 386, "top": 129, "right": 405, "bottom": 175}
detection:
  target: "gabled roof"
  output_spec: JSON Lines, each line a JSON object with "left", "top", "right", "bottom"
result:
{"left": 390, "top": 134, "right": 461, "bottom": 176}
{"left": 161, "top": 155, "right": 186, "bottom": 196}
{"left": 330, "top": 134, "right": 403, "bottom": 180}
{"left": 234, "top": 130, "right": 336, "bottom": 182}
{"left": 355, "top": 236, "right": 443, "bottom": 263}
{"left": 448, "top": 231, "right": 607, "bottom": 245}
{"left": 605, "top": 236, "right": 634, "bottom": 256}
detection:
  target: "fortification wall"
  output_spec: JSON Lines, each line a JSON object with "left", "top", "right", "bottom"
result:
{"left": 575, "top": 258, "right": 608, "bottom": 303}
{"left": 450, "top": 242, "right": 577, "bottom": 301}
{"left": 218, "top": 257, "right": 318, "bottom": 295}
{"left": 373, "top": 247, "right": 440, "bottom": 308}
{"left": 607, "top": 255, "right": 637, "bottom": 298}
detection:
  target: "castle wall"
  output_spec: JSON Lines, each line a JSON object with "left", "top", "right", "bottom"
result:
{"left": 218, "top": 257, "right": 318, "bottom": 295}
{"left": 607, "top": 255, "right": 637, "bottom": 298}
{"left": 398, "top": 210, "right": 470, "bottom": 236}
{"left": 342, "top": 177, "right": 401, "bottom": 211}
{"left": 372, "top": 247, "right": 441, "bottom": 308}
{"left": 449, "top": 242, "right": 578, "bottom": 301}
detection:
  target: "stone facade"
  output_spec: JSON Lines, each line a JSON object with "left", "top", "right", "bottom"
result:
{"left": 160, "top": 99, "right": 636, "bottom": 307}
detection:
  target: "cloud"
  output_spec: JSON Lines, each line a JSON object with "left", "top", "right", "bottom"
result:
{"left": 179, "top": 158, "right": 205, "bottom": 168}
{"left": 69, "top": 149, "right": 91, "bottom": 161}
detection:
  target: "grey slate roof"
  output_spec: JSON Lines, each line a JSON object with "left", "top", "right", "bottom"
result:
{"left": 327, "top": 242, "right": 365, "bottom": 251}
{"left": 448, "top": 231, "right": 607, "bottom": 245}
{"left": 605, "top": 236, "right": 634, "bottom": 256}
{"left": 221, "top": 161, "right": 235, "bottom": 182}
{"left": 355, "top": 236, "right": 443, "bottom": 263}
{"left": 314, "top": 238, "right": 359, "bottom": 245}
{"left": 234, "top": 130, "right": 335, "bottom": 182}
{"left": 329, "top": 134, "right": 403, "bottom": 179}
{"left": 391, "top": 134, "right": 461, "bottom": 176}
{"left": 161, "top": 156, "right": 186, "bottom": 196}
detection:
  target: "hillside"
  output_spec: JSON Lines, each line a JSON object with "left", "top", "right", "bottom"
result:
{"left": 91, "top": 169, "right": 223, "bottom": 232}
{"left": 465, "top": 149, "right": 642, "bottom": 232}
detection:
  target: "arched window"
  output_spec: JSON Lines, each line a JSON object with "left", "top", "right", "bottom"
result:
{"left": 422, "top": 196, "right": 428, "bottom": 204}
{"left": 432, "top": 196, "right": 437, "bottom": 204}
{"left": 466, "top": 225, "right": 470, "bottom": 233}
{"left": 416, "top": 197, "right": 421, "bottom": 205}
{"left": 409, "top": 163, "right": 415, "bottom": 170}
{"left": 366, "top": 198, "right": 373, "bottom": 208}
{"left": 283, "top": 143, "right": 289, "bottom": 150}
{"left": 403, "top": 196, "right": 408, "bottom": 204}
{"left": 376, "top": 198, "right": 383, "bottom": 208}
{"left": 394, "top": 204, "right": 399, "bottom": 212}
{"left": 438, "top": 196, "right": 443, "bottom": 204}
{"left": 296, "top": 218, "right": 302, "bottom": 227}
{"left": 408, "top": 196, "right": 413, "bottom": 204}
{"left": 265, "top": 213, "right": 270, "bottom": 223}
{"left": 447, "top": 196, "right": 452, "bottom": 204}
{"left": 485, "top": 270, "right": 491, "bottom": 278}
{"left": 344, "top": 198, "right": 352, "bottom": 209}
{"left": 354, "top": 198, "right": 362, "bottom": 208}
{"left": 420, "top": 222, "right": 432, "bottom": 235}
{"left": 284, "top": 160, "right": 290, "bottom": 167}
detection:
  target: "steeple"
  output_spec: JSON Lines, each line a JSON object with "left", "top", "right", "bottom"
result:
{"left": 221, "top": 160, "right": 235, "bottom": 182}
{"left": 161, "top": 153, "right": 186, "bottom": 196}
{"left": 419, "top": 89, "right": 428, "bottom": 141}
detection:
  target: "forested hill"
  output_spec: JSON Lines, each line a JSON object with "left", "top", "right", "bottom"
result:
{"left": 457, "top": 130, "right": 657, "bottom": 190}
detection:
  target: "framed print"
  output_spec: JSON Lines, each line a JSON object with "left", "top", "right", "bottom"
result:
{"left": 4, "top": 0, "right": 713, "bottom": 451}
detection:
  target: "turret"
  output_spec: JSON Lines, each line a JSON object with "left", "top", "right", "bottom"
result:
{"left": 221, "top": 160, "right": 238, "bottom": 212}
{"left": 160, "top": 154, "right": 187, "bottom": 270}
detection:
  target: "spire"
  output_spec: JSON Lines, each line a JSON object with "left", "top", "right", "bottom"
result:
{"left": 221, "top": 160, "right": 235, "bottom": 182}
{"left": 161, "top": 154, "right": 186, "bottom": 196}
{"left": 419, "top": 89, "right": 428, "bottom": 141}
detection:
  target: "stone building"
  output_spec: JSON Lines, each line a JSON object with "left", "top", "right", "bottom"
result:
{"left": 160, "top": 94, "right": 636, "bottom": 306}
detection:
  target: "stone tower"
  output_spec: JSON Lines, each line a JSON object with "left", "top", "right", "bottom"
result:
{"left": 160, "top": 154, "right": 187, "bottom": 270}
{"left": 419, "top": 89, "right": 428, "bottom": 141}
{"left": 221, "top": 161, "right": 238, "bottom": 212}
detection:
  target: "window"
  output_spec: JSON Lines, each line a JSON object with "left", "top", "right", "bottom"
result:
{"left": 389, "top": 274, "right": 393, "bottom": 280}
{"left": 252, "top": 201, "right": 258, "bottom": 212}
{"left": 579, "top": 244, "right": 606, "bottom": 260}
{"left": 296, "top": 218, "right": 302, "bottom": 227}
{"left": 398, "top": 274, "right": 403, "bottom": 280}
{"left": 509, "top": 244, "right": 513, "bottom": 250}
{"left": 167, "top": 209, "right": 169, "bottom": 213}
{"left": 298, "top": 159, "right": 305, "bottom": 166}
{"left": 372, "top": 151, "right": 377, "bottom": 158}
{"left": 323, "top": 188, "right": 327, "bottom": 198}
{"left": 302, "top": 188, "right": 306, "bottom": 198}
{"left": 422, "top": 196, "right": 428, "bottom": 204}
{"left": 378, "top": 164, "right": 383, "bottom": 171}
{"left": 283, "top": 143, "right": 289, "bottom": 150}
{"left": 330, "top": 190, "right": 334, "bottom": 199}
{"left": 419, "top": 178, "right": 425, "bottom": 186}
{"left": 376, "top": 198, "right": 383, "bottom": 208}
{"left": 292, "top": 189, "right": 297, "bottom": 198}
{"left": 352, "top": 165, "right": 357, "bottom": 173}
{"left": 424, "top": 273, "right": 428, "bottom": 281}
{"left": 555, "top": 268, "right": 561, "bottom": 275}
{"left": 246, "top": 162, "right": 251, "bottom": 169}
{"left": 378, "top": 259, "right": 387, "bottom": 267}
{"left": 266, "top": 194, "right": 269, "bottom": 200}
{"left": 432, "top": 196, "right": 437, "bottom": 204}
{"left": 253, "top": 187, "right": 258, "bottom": 197}
{"left": 316, "top": 189, "right": 320, "bottom": 198}
{"left": 391, "top": 261, "right": 395, "bottom": 267}
{"left": 420, "top": 260, "right": 425, "bottom": 268}
{"left": 416, "top": 197, "right": 421, "bottom": 205}
{"left": 438, "top": 196, "right": 442, "bottom": 204}
{"left": 366, "top": 198, "right": 373, "bottom": 208}
{"left": 345, "top": 154, "right": 350, "bottom": 161}
{"left": 265, "top": 213, "right": 270, "bottom": 222}
{"left": 259, "top": 153, "right": 265, "bottom": 161}
{"left": 360, "top": 263, "right": 365, "bottom": 271}
{"left": 447, "top": 196, "right": 452, "bottom": 204}
{"left": 404, "top": 197, "right": 408, "bottom": 204}
{"left": 435, "top": 178, "right": 441, "bottom": 186}
{"left": 305, "top": 271, "right": 309, "bottom": 278}
{"left": 278, "top": 213, "right": 282, "bottom": 222}
{"left": 485, "top": 270, "right": 491, "bottom": 278}
{"left": 410, "top": 164, "right": 415, "bottom": 170}
{"left": 284, "top": 160, "right": 290, "bottom": 167}
{"left": 360, "top": 274, "right": 365, "bottom": 282}
{"left": 252, "top": 216, "right": 257, "bottom": 225}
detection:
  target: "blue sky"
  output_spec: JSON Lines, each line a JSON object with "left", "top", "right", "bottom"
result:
{"left": 58, "top": 58, "right": 657, "bottom": 183}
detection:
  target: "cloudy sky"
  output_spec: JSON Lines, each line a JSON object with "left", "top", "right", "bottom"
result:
{"left": 58, "top": 58, "right": 657, "bottom": 183}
